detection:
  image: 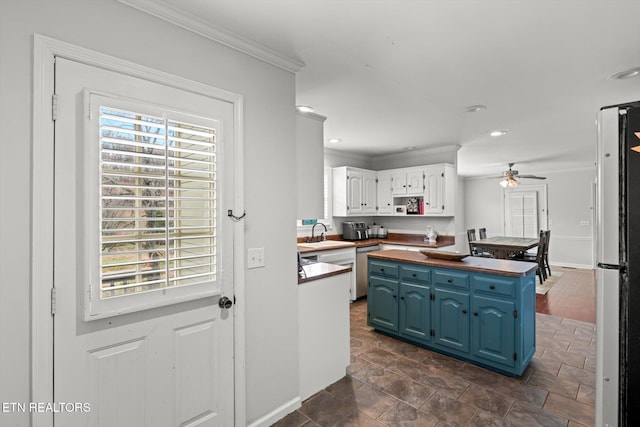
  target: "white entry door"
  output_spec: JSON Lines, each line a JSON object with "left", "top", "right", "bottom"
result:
{"left": 53, "top": 57, "right": 235, "bottom": 427}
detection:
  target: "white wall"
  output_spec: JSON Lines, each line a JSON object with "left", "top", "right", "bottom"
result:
{"left": 0, "top": 1, "right": 299, "bottom": 425}
{"left": 464, "top": 168, "right": 596, "bottom": 268}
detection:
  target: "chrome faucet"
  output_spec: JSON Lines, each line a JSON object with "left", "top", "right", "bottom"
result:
{"left": 310, "top": 222, "right": 328, "bottom": 242}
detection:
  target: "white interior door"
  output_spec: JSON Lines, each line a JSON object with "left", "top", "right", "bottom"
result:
{"left": 504, "top": 189, "right": 539, "bottom": 237}
{"left": 53, "top": 57, "right": 235, "bottom": 427}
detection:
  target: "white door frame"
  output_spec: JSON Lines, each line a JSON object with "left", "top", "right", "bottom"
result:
{"left": 31, "top": 34, "right": 246, "bottom": 427}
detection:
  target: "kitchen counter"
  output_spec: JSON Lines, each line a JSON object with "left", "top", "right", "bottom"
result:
{"left": 368, "top": 249, "right": 537, "bottom": 277}
{"left": 298, "top": 262, "right": 352, "bottom": 284}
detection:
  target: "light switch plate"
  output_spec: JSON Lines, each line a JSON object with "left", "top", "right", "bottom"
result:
{"left": 247, "top": 248, "right": 265, "bottom": 269}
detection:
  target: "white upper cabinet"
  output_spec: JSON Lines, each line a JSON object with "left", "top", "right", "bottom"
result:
{"left": 333, "top": 163, "right": 455, "bottom": 217}
{"left": 333, "top": 166, "right": 377, "bottom": 216}
{"left": 376, "top": 171, "right": 394, "bottom": 215}
{"left": 296, "top": 112, "right": 326, "bottom": 219}
{"left": 362, "top": 171, "right": 377, "bottom": 215}
{"left": 423, "top": 164, "right": 455, "bottom": 216}
{"left": 391, "top": 168, "right": 424, "bottom": 196}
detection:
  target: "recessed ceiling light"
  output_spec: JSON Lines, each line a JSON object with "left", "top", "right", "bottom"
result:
{"left": 296, "top": 105, "right": 314, "bottom": 113}
{"left": 465, "top": 105, "right": 487, "bottom": 113}
{"left": 490, "top": 130, "right": 508, "bottom": 137}
{"left": 404, "top": 146, "right": 417, "bottom": 150}
{"left": 610, "top": 67, "right": 640, "bottom": 80}
{"left": 328, "top": 138, "right": 341, "bottom": 144}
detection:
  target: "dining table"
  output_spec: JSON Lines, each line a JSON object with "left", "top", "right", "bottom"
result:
{"left": 469, "top": 236, "right": 540, "bottom": 259}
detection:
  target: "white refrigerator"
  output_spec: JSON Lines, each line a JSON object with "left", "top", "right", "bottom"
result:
{"left": 596, "top": 102, "right": 640, "bottom": 426}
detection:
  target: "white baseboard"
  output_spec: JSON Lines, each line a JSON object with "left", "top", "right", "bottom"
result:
{"left": 550, "top": 261, "right": 594, "bottom": 270}
{"left": 247, "top": 396, "right": 302, "bottom": 427}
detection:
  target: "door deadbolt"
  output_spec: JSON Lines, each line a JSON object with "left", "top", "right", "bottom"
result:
{"left": 219, "top": 296, "right": 233, "bottom": 310}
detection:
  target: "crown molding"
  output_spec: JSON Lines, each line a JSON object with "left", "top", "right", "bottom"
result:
{"left": 371, "top": 144, "right": 461, "bottom": 163}
{"left": 297, "top": 111, "right": 327, "bottom": 122}
{"left": 117, "top": 0, "right": 305, "bottom": 73}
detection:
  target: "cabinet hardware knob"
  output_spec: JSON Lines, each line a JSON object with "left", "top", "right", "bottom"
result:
{"left": 400, "top": 296, "right": 405, "bottom": 300}
{"left": 447, "top": 278, "right": 452, "bottom": 283}
{"left": 462, "top": 309, "right": 467, "bottom": 314}
{"left": 473, "top": 312, "right": 478, "bottom": 316}
{"left": 412, "top": 273, "right": 417, "bottom": 277}
{"left": 489, "top": 285, "right": 495, "bottom": 290}
{"left": 393, "top": 294, "right": 397, "bottom": 299}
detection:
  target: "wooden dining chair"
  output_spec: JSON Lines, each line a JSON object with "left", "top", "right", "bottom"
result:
{"left": 479, "top": 228, "right": 487, "bottom": 239}
{"left": 527, "top": 230, "right": 548, "bottom": 283}
{"left": 467, "top": 229, "right": 477, "bottom": 255}
{"left": 543, "top": 230, "right": 551, "bottom": 277}
{"left": 516, "top": 229, "right": 547, "bottom": 281}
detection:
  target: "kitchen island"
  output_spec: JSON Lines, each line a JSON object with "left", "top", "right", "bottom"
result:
{"left": 367, "top": 249, "right": 537, "bottom": 376}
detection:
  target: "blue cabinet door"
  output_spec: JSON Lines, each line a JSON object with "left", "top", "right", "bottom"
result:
{"left": 472, "top": 295, "right": 515, "bottom": 368}
{"left": 399, "top": 283, "right": 431, "bottom": 343}
{"left": 368, "top": 276, "right": 399, "bottom": 331}
{"left": 434, "top": 288, "right": 469, "bottom": 353}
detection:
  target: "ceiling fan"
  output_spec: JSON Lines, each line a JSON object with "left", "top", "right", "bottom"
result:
{"left": 497, "top": 163, "right": 546, "bottom": 187}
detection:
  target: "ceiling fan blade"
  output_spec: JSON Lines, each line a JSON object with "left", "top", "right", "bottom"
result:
{"left": 515, "top": 174, "right": 546, "bottom": 179}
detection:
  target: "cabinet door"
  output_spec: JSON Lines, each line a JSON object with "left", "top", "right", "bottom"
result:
{"left": 472, "top": 295, "right": 515, "bottom": 368}
{"left": 406, "top": 170, "right": 424, "bottom": 196}
{"left": 391, "top": 171, "right": 407, "bottom": 195}
{"left": 347, "top": 170, "right": 364, "bottom": 215}
{"left": 424, "top": 167, "right": 444, "bottom": 214}
{"left": 368, "top": 277, "right": 399, "bottom": 331}
{"left": 362, "top": 171, "right": 377, "bottom": 214}
{"left": 376, "top": 172, "right": 393, "bottom": 215}
{"left": 434, "top": 288, "right": 469, "bottom": 353}
{"left": 399, "top": 283, "right": 431, "bottom": 343}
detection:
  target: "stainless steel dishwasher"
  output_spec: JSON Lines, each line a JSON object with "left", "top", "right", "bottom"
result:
{"left": 355, "top": 244, "right": 380, "bottom": 299}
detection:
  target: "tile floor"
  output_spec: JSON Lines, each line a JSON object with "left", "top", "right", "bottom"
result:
{"left": 275, "top": 268, "right": 596, "bottom": 427}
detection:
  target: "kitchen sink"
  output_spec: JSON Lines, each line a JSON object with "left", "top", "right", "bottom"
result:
{"left": 298, "top": 240, "right": 356, "bottom": 249}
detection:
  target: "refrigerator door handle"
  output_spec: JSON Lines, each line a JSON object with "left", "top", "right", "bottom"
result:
{"left": 597, "top": 262, "right": 627, "bottom": 272}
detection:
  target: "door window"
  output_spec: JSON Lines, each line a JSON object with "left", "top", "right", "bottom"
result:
{"left": 86, "top": 95, "right": 222, "bottom": 319}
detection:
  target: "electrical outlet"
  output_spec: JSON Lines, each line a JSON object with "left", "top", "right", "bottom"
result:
{"left": 247, "top": 248, "right": 265, "bottom": 269}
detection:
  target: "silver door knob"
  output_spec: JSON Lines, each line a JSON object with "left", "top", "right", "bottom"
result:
{"left": 219, "top": 296, "right": 233, "bottom": 310}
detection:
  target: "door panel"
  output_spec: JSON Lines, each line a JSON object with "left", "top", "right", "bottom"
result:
{"left": 348, "top": 171, "right": 363, "bottom": 214}
{"left": 472, "top": 295, "right": 515, "bottom": 367}
{"left": 434, "top": 289, "right": 469, "bottom": 353}
{"left": 368, "top": 277, "right": 399, "bottom": 331}
{"left": 54, "top": 57, "right": 234, "bottom": 427}
{"left": 399, "top": 283, "right": 431, "bottom": 343}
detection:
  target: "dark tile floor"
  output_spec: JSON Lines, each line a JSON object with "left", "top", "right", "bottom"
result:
{"left": 275, "top": 268, "right": 596, "bottom": 427}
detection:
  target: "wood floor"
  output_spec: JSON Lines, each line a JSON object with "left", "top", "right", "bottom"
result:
{"left": 535, "top": 266, "right": 595, "bottom": 323}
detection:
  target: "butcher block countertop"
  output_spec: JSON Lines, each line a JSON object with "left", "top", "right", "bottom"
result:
{"left": 298, "top": 262, "right": 352, "bottom": 284}
{"left": 368, "top": 249, "right": 537, "bottom": 277}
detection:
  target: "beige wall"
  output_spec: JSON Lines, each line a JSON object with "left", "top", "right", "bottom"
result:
{"left": 0, "top": 1, "right": 299, "bottom": 425}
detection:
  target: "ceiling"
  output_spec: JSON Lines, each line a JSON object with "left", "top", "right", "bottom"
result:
{"left": 123, "top": 0, "right": 640, "bottom": 177}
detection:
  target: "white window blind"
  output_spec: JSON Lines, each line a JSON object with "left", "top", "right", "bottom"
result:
{"left": 99, "top": 107, "right": 217, "bottom": 299}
